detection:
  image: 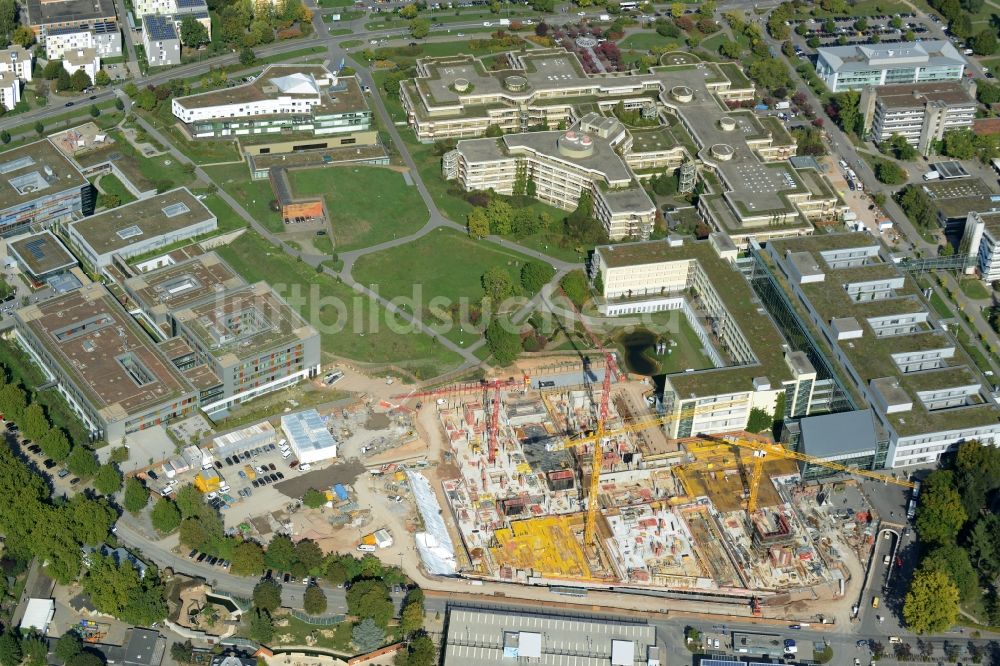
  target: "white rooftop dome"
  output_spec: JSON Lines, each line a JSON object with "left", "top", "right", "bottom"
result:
{"left": 271, "top": 72, "right": 319, "bottom": 95}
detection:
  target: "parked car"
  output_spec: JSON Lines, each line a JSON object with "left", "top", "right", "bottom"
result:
{"left": 196, "top": 553, "right": 208, "bottom": 562}
{"left": 268, "top": 463, "right": 276, "bottom": 471}
{"left": 269, "top": 473, "right": 278, "bottom": 482}
{"left": 299, "top": 463, "right": 312, "bottom": 472}
{"left": 276, "top": 472, "right": 284, "bottom": 480}
{"left": 57, "top": 469, "right": 70, "bottom": 478}
{"left": 214, "top": 460, "right": 223, "bottom": 469}
{"left": 43, "top": 458, "right": 55, "bottom": 469}
{"left": 283, "top": 573, "right": 291, "bottom": 583}
{"left": 188, "top": 549, "right": 198, "bottom": 558}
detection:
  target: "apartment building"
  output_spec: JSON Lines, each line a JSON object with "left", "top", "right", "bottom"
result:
{"left": 142, "top": 15, "right": 181, "bottom": 67}
{"left": 815, "top": 41, "right": 967, "bottom": 92}
{"left": 860, "top": 81, "right": 976, "bottom": 156}
{"left": 171, "top": 65, "right": 373, "bottom": 142}
{"left": 0, "top": 71, "right": 19, "bottom": 111}
{"left": 447, "top": 115, "right": 656, "bottom": 240}
{"left": 766, "top": 233, "right": 1000, "bottom": 467}
{"left": 12, "top": 283, "right": 199, "bottom": 442}
{"left": 0, "top": 139, "right": 94, "bottom": 237}
{"left": 0, "top": 47, "right": 33, "bottom": 83}
{"left": 45, "top": 22, "right": 122, "bottom": 60}
{"left": 62, "top": 48, "right": 101, "bottom": 82}
{"left": 589, "top": 237, "right": 821, "bottom": 438}
{"left": 26, "top": 0, "right": 118, "bottom": 42}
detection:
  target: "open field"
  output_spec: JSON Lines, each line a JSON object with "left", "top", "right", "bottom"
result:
{"left": 288, "top": 166, "right": 428, "bottom": 251}
{"left": 353, "top": 227, "right": 546, "bottom": 346}
{"left": 216, "top": 231, "right": 465, "bottom": 378}
{"left": 203, "top": 163, "right": 284, "bottom": 232}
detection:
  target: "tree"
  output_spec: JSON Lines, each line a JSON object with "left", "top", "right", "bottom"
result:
{"left": 923, "top": 544, "right": 979, "bottom": 603}
{"left": 467, "top": 207, "right": 490, "bottom": 238}
{"left": 352, "top": 617, "right": 386, "bottom": 652}
{"left": 903, "top": 567, "right": 959, "bottom": 634}
{"left": 135, "top": 88, "right": 157, "bottom": 111}
{"left": 399, "top": 3, "right": 418, "bottom": 18}
{"left": 34, "top": 121, "right": 44, "bottom": 136}
{"left": 27, "top": 417, "right": 62, "bottom": 456}
{"left": 400, "top": 596, "right": 424, "bottom": 636}
{"left": 409, "top": 17, "right": 430, "bottom": 39}
{"left": 21, "top": 635, "right": 47, "bottom": 666}
{"left": 874, "top": 160, "right": 906, "bottom": 185}
{"left": 719, "top": 39, "right": 743, "bottom": 59}
{"left": 247, "top": 607, "right": 274, "bottom": 644}
{"left": 70, "top": 70, "right": 92, "bottom": 92}
{"left": 123, "top": 478, "right": 149, "bottom": 514}
{"left": 82, "top": 555, "right": 168, "bottom": 626}
{"left": 397, "top": 634, "right": 435, "bottom": 666}
{"left": 0, "top": 131, "right": 9, "bottom": 144}
{"left": 520, "top": 262, "right": 554, "bottom": 294}
{"left": 347, "top": 580, "right": 394, "bottom": 628}
{"left": 114, "top": 97, "right": 124, "bottom": 111}
{"left": 231, "top": 541, "right": 265, "bottom": 576}
{"left": 12, "top": 25, "right": 35, "bottom": 48}
{"left": 303, "top": 488, "right": 327, "bottom": 508}
{"left": 0, "top": 0, "right": 15, "bottom": 43}
{"left": 954, "top": 439, "right": 1000, "bottom": 515}
{"left": 941, "top": 128, "right": 977, "bottom": 160}
{"left": 485, "top": 318, "right": 520, "bottom": 366}
{"left": 67, "top": 446, "right": 99, "bottom": 478}
{"left": 22, "top": 403, "right": 48, "bottom": 440}
{"left": 0, "top": 632, "right": 21, "bottom": 666}
{"left": 150, "top": 498, "right": 181, "bottom": 533}
{"left": 746, "top": 407, "right": 773, "bottom": 433}
{"left": 67, "top": 652, "right": 104, "bottom": 666}
{"left": 93, "top": 464, "right": 122, "bottom": 495}
{"left": 294, "top": 538, "right": 324, "bottom": 572}
{"left": 265, "top": 534, "right": 296, "bottom": 571}
{"left": 485, "top": 198, "right": 514, "bottom": 235}
{"left": 89, "top": 103, "right": 100, "bottom": 118}
{"left": 95, "top": 70, "right": 111, "bottom": 86}
{"left": 973, "top": 28, "right": 998, "bottom": 55}
{"left": 747, "top": 57, "right": 791, "bottom": 92}
{"left": 239, "top": 46, "right": 257, "bottom": 66}
{"left": 55, "top": 633, "right": 83, "bottom": 662}
{"left": 304, "top": 584, "right": 327, "bottom": 615}
{"left": 560, "top": 271, "right": 589, "bottom": 308}
{"left": 916, "top": 471, "right": 967, "bottom": 546}
{"left": 481, "top": 266, "right": 515, "bottom": 303}
{"left": 252, "top": 579, "right": 283, "bottom": 612}
{"left": 180, "top": 16, "right": 210, "bottom": 46}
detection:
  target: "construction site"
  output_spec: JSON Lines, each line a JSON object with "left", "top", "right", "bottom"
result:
{"left": 415, "top": 362, "right": 892, "bottom": 603}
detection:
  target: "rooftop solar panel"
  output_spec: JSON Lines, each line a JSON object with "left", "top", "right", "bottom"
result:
{"left": 143, "top": 15, "right": 177, "bottom": 41}
{"left": 25, "top": 238, "right": 47, "bottom": 260}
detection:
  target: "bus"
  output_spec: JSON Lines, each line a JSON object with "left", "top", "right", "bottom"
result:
{"left": 549, "top": 585, "right": 588, "bottom": 597}
{"left": 619, "top": 0, "right": 639, "bottom": 10}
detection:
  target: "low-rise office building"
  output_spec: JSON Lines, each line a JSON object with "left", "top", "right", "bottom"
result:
{"left": 13, "top": 282, "right": 199, "bottom": 442}
{"left": 448, "top": 115, "right": 655, "bottom": 240}
{"left": 590, "top": 236, "right": 822, "bottom": 437}
{"left": 124, "top": 252, "right": 322, "bottom": 413}
{"left": 766, "top": 233, "right": 1000, "bottom": 467}
{"left": 6, "top": 230, "right": 78, "bottom": 283}
{"left": 860, "top": 81, "right": 976, "bottom": 156}
{"left": 442, "top": 606, "right": 659, "bottom": 666}
{"left": 45, "top": 22, "right": 122, "bottom": 60}
{"left": 281, "top": 409, "right": 337, "bottom": 464}
{"left": 0, "top": 139, "right": 93, "bottom": 237}
{"left": 920, "top": 177, "right": 1000, "bottom": 235}
{"left": 67, "top": 188, "right": 216, "bottom": 268}
{"left": 172, "top": 65, "right": 373, "bottom": 143}
{"left": 815, "top": 40, "right": 967, "bottom": 92}
{"left": 142, "top": 15, "right": 180, "bottom": 67}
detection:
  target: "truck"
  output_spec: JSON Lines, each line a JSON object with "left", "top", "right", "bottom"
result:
{"left": 599, "top": 13, "right": 610, "bottom": 20}
{"left": 923, "top": 170, "right": 940, "bottom": 181}
{"left": 498, "top": 18, "right": 510, "bottom": 26}
{"left": 774, "top": 101, "right": 791, "bottom": 110}
{"left": 243, "top": 465, "right": 257, "bottom": 481}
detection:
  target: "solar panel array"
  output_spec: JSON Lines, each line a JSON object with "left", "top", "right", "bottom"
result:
{"left": 143, "top": 15, "right": 177, "bottom": 41}
{"left": 24, "top": 237, "right": 48, "bottom": 260}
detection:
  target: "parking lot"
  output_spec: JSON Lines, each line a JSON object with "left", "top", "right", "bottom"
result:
{"left": 788, "top": 14, "right": 931, "bottom": 51}
{"left": 6, "top": 420, "right": 82, "bottom": 494}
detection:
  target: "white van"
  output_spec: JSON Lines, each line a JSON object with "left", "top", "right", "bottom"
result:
{"left": 357, "top": 544, "right": 376, "bottom": 552}
{"left": 281, "top": 449, "right": 292, "bottom": 459}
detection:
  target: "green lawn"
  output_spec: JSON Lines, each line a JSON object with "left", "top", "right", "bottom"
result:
{"left": 352, "top": 227, "right": 547, "bottom": 346}
{"left": 193, "top": 191, "right": 247, "bottom": 232}
{"left": 0, "top": 276, "right": 13, "bottom": 300}
{"left": 140, "top": 103, "right": 241, "bottom": 164}
{"left": 108, "top": 129, "right": 197, "bottom": 190}
{"left": 215, "top": 231, "right": 464, "bottom": 378}
{"left": 699, "top": 32, "right": 728, "bottom": 55}
{"left": 319, "top": 0, "right": 355, "bottom": 7}
{"left": 618, "top": 31, "right": 672, "bottom": 51}
{"left": 202, "top": 164, "right": 283, "bottom": 233}
{"left": 959, "top": 278, "right": 991, "bottom": 301}
{"left": 288, "top": 166, "right": 428, "bottom": 251}
{"left": 97, "top": 173, "right": 137, "bottom": 205}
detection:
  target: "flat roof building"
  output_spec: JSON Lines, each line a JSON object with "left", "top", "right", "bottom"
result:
{"left": 859, "top": 81, "right": 976, "bottom": 156}
{"left": 172, "top": 65, "right": 373, "bottom": 142}
{"left": 0, "top": 139, "right": 93, "bottom": 237}
{"left": 7, "top": 230, "right": 78, "bottom": 281}
{"left": 281, "top": 409, "right": 337, "bottom": 464}
{"left": 13, "top": 282, "right": 199, "bottom": 442}
{"left": 816, "top": 40, "right": 967, "bottom": 92}
{"left": 142, "top": 15, "right": 180, "bottom": 67}
{"left": 442, "top": 606, "right": 658, "bottom": 666}
{"left": 124, "top": 252, "right": 322, "bottom": 412}
{"left": 67, "top": 188, "right": 216, "bottom": 268}
{"left": 962, "top": 209, "right": 1000, "bottom": 282}
{"left": 45, "top": 21, "right": 122, "bottom": 60}
{"left": 26, "top": 0, "right": 117, "bottom": 40}
{"left": 590, "top": 236, "right": 821, "bottom": 438}
{"left": 786, "top": 409, "right": 884, "bottom": 477}
{"left": 766, "top": 233, "right": 1000, "bottom": 467}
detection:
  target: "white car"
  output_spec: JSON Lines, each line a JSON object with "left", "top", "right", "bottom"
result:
{"left": 206, "top": 492, "right": 218, "bottom": 500}
{"left": 299, "top": 463, "right": 312, "bottom": 472}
